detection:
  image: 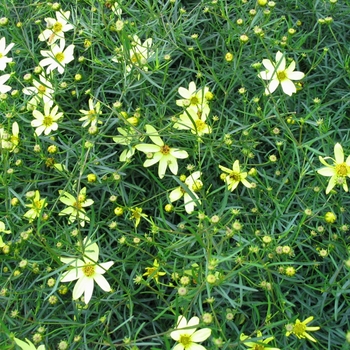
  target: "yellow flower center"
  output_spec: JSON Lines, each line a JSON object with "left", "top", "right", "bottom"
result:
{"left": 160, "top": 145, "right": 170, "bottom": 155}
{"left": 33, "top": 200, "right": 43, "bottom": 210}
{"left": 293, "top": 321, "right": 306, "bottom": 336}
{"left": 73, "top": 201, "right": 83, "bottom": 210}
{"left": 38, "top": 84, "right": 46, "bottom": 94}
{"left": 252, "top": 345, "right": 265, "bottom": 350}
{"left": 55, "top": 52, "right": 65, "bottom": 62}
{"left": 53, "top": 22, "right": 63, "bottom": 33}
{"left": 277, "top": 70, "right": 287, "bottom": 81}
{"left": 43, "top": 115, "right": 54, "bottom": 127}
{"left": 131, "top": 52, "right": 142, "bottom": 64}
{"left": 192, "top": 180, "right": 203, "bottom": 192}
{"left": 335, "top": 162, "right": 349, "bottom": 176}
{"left": 195, "top": 119, "right": 206, "bottom": 132}
{"left": 179, "top": 334, "right": 192, "bottom": 347}
{"left": 0, "top": 53, "right": 3, "bottom": 58}
{"left": 190, "top": 95, "right": 199, "bottom": 105}
{"left": 229, "top": 172, "right": 241, "bottom": 181}
{"left": 82, "top": 263, "right": 95, "bottom": 277}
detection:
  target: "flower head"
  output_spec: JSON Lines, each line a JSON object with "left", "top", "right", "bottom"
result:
{"left": 23, "top": 190, "right": 47, "bottom": 222}
{"left": 40, "top": 39, "right": 75, "bottom": 74}
{"left": 135, "top": 124, "right": 189, "bottom": 179}
{"left": 169, "top": 171, "right": 202, "bottom": 214}
{"left": 113, "top": 127, "right": 139, "bottom": 162}
{"left": 317, "top": 143, "right": 350, "bottom": 194}
{"left": 173, "top": 108, "right": 211, "bottom": 136}
{"left": 60, "top": 237, "right": 114, "bottom": 304}
{"left": 258, "top": 51, "right": 304, "bottom": 96}
{"left": 23, "top": 74, "right": 54, "bottom": 108}
{"left": 143, "top": 259, "right": 166, "bottom": 283}
{"left": 219, "top": 160, "right": 252, "bottom": 191}
{"left": 285, "top": 316, "right": 320, "bottom": 342}
{"left": 129, "top": 207, "right": 148, "bottom": 227}
{"left": 240, "top": 331, "right": 280, "bottom": 350}
{"left": 0, "top": 73, "right": 11, "bottom": 93}
{"left": 58, "top": 187, "right": 94, "bottom": 226}
{"left": 170, "top": 315, "right": 211, "bottom": 350}
{"left": 79, "top": 98, "right": 103, "bottom": 128}
{"left": 38, "top": 10, "right": 74, "bottom": 45}
{"left": 0, "top": 37, "right": 14, "bottom": 71}
{"left": 31, "top": 103, "right": 63, "bottom": 136}
{"left": 14, "top": 338, "right": 45, "bottom": 350}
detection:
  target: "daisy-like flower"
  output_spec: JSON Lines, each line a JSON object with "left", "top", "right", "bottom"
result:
{"left": 31, "top": 103, "right": 63, "bottom": 136}
{"left": 14, "top": 337, "right": 46, "bottom": 350}
{"left": 0, "top": 73, "right": 11, "bottom": 93}
{"left": 113, "top": 127, "right": 139, "bottom": 162}
{"left": 176, "top": 81, "right": 211, "bottom": 117}
{"left": 38, "top": 10, "right": 74, "bottom": 45}
{"left": 143, "top": 259, "right": 166, "bottom": 283}
{"left": 258, "top": 51, "right": 305, "bottom": 96}
{"left": 58, "top": 187, "right": 94, "bottom": 227}
{"left": 23, "top": 190, "right": 47, "bottom": 223}
{"left": 60, "top": 237, "right": 114, "bottom": 304}
{"left": 219, "top": 160, "right": 252, "bottom": 192}
{"left": 285, "top": 316, "right": 320, "bottom": 342}
{"left": 240, "top": 331, "right": 280, "bottom": 350}
{"left": 317, "top": 143, "right": 350, "bottom": 194}
{"left": 23, "top": 74, "right": 54, "bottom": 108}
{"left": 135, "top": 124, "right": 189, "bottom": 179}
{"left": 170, "top": 315, "right": 211, "bottom": 350}
{"left": 0, "top": 37, "right": 15, "bottom": 71}
{"left": 112, "top": 35, "right": 153, "bottom": 74}
{"left": 39, "top": 39, "right": 75, "bottom": 74}
{"left": 79, "top": 98, "right": 103, "bottom": 128}
{"left": 130, "top": 207, "right": 148, "bottom": 227}
{"left": 173, "top": 108, "right": 211, "bottom": 136}
{"left": 169, "top": 171, "right": 202, "bottom": 214}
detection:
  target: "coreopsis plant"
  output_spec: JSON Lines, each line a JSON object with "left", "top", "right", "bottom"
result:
{"left": 39, "top": 39, "right": 75, "bottom": 74}
{"left": 113, "top": 127, "right": 139, "bottom": 162}
{"left": 173, "top": 108, "right": 211, "bottom": 136}
{"left": 258, "top": 51, "right": 305, "bottom": 96}
{"left": 317, "top": 142, "right": 350, "bottom": 194}
{"left": 169, "top": 171, "right": 203, "bottom": 214}
{"left": 14, "top": 337, "right": 46, "bottom": 350}
{"left": 0, "top": 37, "right": 14, "bottom": 71}
{"left": 176, "top": 81, "right": 211, "bottom": 117}
{"left": 240, "top": 331, "right": 280, "bottom": 350}
{"left": 0, "top": 73, "right": 11, "bottom": 93}
{"left": 23, "top": 74, "right": 54, "bottom": 108}
{"left": 285, "top": 316, "right": 320, "bottom": 342}
{"left": 38, "top": 10, "right": 74, "bottom": 45}
{"left": 60, "top": 237, "right": 114, "bottom": 304}
{"left": 170, "top": 315, "right": 211, "bottom": 350}
{"left": 143, "top": 259, "right": 166, "bottom": 283}
{"left": 58, "top": 187, "right": 94, "bottom": 227}
{"left": 31, "top": 103, "right": 63, "bottom": 136}
{"left": 79, "top": 98, "right": 103, "bottom": 127}
{"left": 23, "top": 190, "right": 47, "bottom": 223}
{"left": 219, "top": 160, "right": 252, "bottom": 191}
{"left": 135, "top": 124, "right": 189, "bottom": 179}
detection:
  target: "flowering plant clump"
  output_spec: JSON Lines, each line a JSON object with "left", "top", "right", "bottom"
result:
{"left": 1, "top": 1, "right": 348, "bottom": 349}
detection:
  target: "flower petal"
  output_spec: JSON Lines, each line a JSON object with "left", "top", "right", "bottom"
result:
{"left": 334, "top": 143, "right": 344, "bottom": 163}
{"left": 94, "top": 273, "right": 111, "bottom": 292}
{"left": 280, "top": 79, "right": 296, "bottom": 96}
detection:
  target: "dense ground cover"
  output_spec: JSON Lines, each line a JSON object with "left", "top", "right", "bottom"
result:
{"left": 1, "top": 0, "right": 350, "bottom": 349}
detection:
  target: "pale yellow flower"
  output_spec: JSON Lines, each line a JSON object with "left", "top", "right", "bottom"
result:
{"left": 135, "top": 124, "right": 188, "bottom": 179}
{"left": 113, "top": 127, "right": 138, "bottom": 162}
{"left": 31, "top": 103, "right": 63, "bottom": 136}
{"left": 173, "top": 108, "right": 211, "bottom": 136}
{"left": 14, "top": 337, "right": 46, "bottom": 350}
{"left": 169, "top": 171, "right": 202, "bottom": 214}
{"left": 40, "top": 39, "right": 75, "bottom": 74}
{"left": 23, "top": 190, "right": 47, "bottom": 222}
{"left": 60, "top": 237, "right": 114, "bottom": 304}
{"left": 143, "top": 259, "right": 166, "bottom": 283}
{"left": 79, "top": 98, "right": 102, "bottom": 127}
{"left": 38, "top": 10, "right": 74, "bottom": 44}
{"left": 170, "top": 315, "right": 211, "bottom": 350}
{"left": 285, "top": 316, "right": 320, "bottom": 342}
{"left": 258, "top": 51, "right": 304, "bottom": 96}
{"left": 0, "top": 37, "right": 14, "bottom": 71}
{"left": 23, "top": 74, "right": 54, "bottom": 108}
{"left": 317, "top": 143, "right": 350, "bottom": 194}
{"left": 219, "top": 160, "right": 252, "bottom": 191}
{"left": 240, "top": 331, "right": 280, "bottom": 350}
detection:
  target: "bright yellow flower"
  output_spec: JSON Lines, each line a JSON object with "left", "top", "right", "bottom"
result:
{"left": 170, "top": 315, "right": 211, "bottom": 350}
{"left": 317, "top": 143, "right": 350, "bottom": 194}
{"left": 240, "top": 331, "right": 280, "bottom": 350}
{"left": 219, "top": 160, "right": 252, "bottom": 191}
{"left": 285, "top": 316, "right": 320, "bottom": 342}
{"left": 143, "top": 259, "right": 166, "bottom": 283}
{"left": 23, "top": 190, "right": 47, "bottom": 222}
{"left": 258, "top": 51, "right": 304, "bottom": 96}
{"left": 130, "top": 207, "right": 148, "bottom": 227}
